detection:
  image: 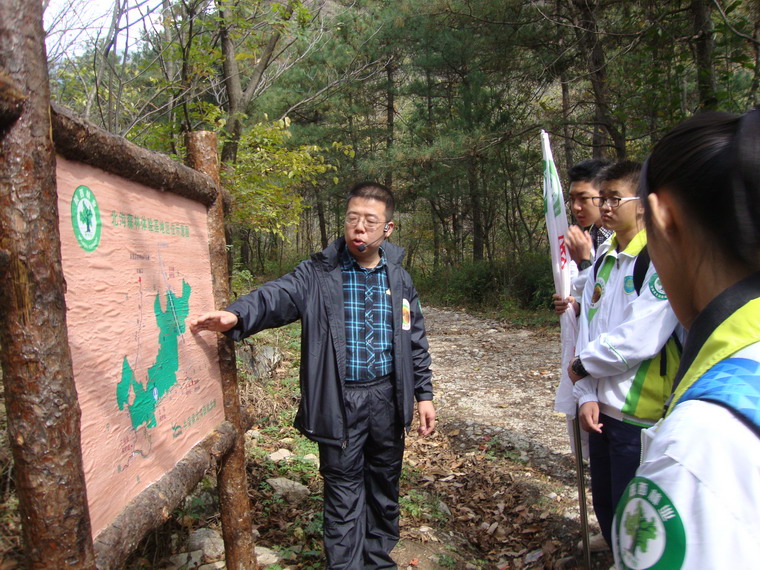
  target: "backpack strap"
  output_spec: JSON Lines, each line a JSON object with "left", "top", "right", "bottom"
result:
{"left": 593, "top": 245, "right": 649, "bottom": 295}
{"left": 679, "top": 357, "right": 760, "bottom": 439}
{"left": 593, "top": 253, "right": 605, "bottom": 282}
{"left": 633, "top": 245, "right": 649, "bottom": 295}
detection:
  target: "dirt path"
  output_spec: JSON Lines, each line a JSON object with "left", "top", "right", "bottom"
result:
{"left": 425, "top": 307, "right": 570, "bottom": 476}
{"left": 392, "top": 307, "right": 611, "bottom": 569}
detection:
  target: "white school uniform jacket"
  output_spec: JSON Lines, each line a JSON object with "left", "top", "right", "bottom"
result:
{"left": 613, "top": 273, "right": 760, "bottom": 569}
{"left": 554, "top": 259, "right": 584, "bottom": 417}
{"left": 573, "top": 230, "right": 680, "bottom": 425}
{"left": 555, "top": 225, "right": 614, "bottom": 417}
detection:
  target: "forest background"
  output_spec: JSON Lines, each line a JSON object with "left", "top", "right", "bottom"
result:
{"left": 44, "top": 0, "right": 760, "bottom": 314}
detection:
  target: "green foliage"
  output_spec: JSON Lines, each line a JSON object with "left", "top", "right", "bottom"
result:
{"left": 506, "top": 253, "right": 556, "bottom": 311}
{"left": 412, "top": 253, "right": 555, "bottom": 313}
{"left": 225, "top": 118, "right": 340, "bottom": 237}
{"left": 437, "top": 553, "right": 458, "bottom": 568}
{"left": 45, "top": 0, "right": 760, "bottom": 317}
{"left": 399, "top": 489, "right": 446, "bottom": 522}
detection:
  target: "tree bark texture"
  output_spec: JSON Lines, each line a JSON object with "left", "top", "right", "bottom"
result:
{"left": 0, "top": 1, "right": 96, "bottom": 567}
{"left": 51, "top": 104, "right": 217, "bottom": 206}
{"left": 572, "top": 0, "right": 627, "bottom": 159}
{"left": 0, "top": 71, "right": 25, "bottom": 129}
{"left": 691, "top": 0, "right": 718, "bottom": 111}
{"left": 93, "top": 421, "right": 237, "bottom": 569}
{"left": 385, "top": 61, "right": 395, "bottom": 190}
{"left": 218, "top": 0, "right": 295, "bottom": 164}
{"left": 185, "top": 131, "right": 257, "bottom": 570}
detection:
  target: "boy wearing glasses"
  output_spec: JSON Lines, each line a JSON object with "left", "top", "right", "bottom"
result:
{"left": 554, "top": 160, "right": 610, "bottom": 472}
{"left": 567, "top": 161, "right": 680, "bottom": 550}
{"left": 190, "top": 182, "right": 435, "bottom": 568}
{"left": 565, "top": 159, "right": 613, "bottom": 271}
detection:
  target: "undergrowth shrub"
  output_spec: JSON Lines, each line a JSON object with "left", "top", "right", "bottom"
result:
{"left": 412, "top": 254, "right": 555, "bottom": 312}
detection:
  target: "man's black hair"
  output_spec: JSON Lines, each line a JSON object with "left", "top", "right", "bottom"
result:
{"left": 568, "top": 159, "right": 611, "bottom": 184}
{"left": 597, "top": 160, "right": 642, "bottom": 188}
{"left": 346, "top": 182, "right": 395, "bottom": 220}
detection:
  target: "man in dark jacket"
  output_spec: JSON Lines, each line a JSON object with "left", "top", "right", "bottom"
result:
{"left": 190, "top": 182, "right": 436, "bottom": 569}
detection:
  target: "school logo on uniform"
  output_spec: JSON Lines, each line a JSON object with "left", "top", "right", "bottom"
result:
{"left": 71, "top": 185, "right": 102, "bottom": 252}
{"left": 648, "top": 273, "right": 668, "bottom": 300}
{"left": 624, "top": 275, "right": 636, "bottom": 294}
{"left": 402, "top": 298, "right": 411, "bottom": 330}
{"left": 614, "top": 477, "right": 686, "bottom": 570}
{"left": 591, "top": 279, "right": 604, "bottom": 305}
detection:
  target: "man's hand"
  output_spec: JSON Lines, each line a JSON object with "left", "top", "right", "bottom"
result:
{"left": 566, "top": 225, "right": 593, "bottom": 266}
{"left": 578, "top": 401, "right": 603, "bottom": 434}
{"left": 189, "top": 311, "right": 239, "bottom": 334}
{"left": 553, "top": 294, "right": 579, "bottom": 316}
{"left": 417, "top": 400, "right": 436, "bottom": 436}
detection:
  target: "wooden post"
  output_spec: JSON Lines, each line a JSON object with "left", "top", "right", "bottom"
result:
{"left": 0, "top": 1, "right": 96, "bottom": 567}
{"left": 186, "top": 131, "right": 257, "bottom": 569}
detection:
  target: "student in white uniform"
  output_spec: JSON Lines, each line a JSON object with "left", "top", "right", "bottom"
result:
{"left": 569, "top": 161, "right": 681, "bottom": 550}
{"left": 553, "top": 159, "right": 611, "bottom": 463}
{"left": 612, "top": 108, "right": 760, "bottom": 569}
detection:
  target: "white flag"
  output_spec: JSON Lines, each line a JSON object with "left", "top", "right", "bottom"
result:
{"left": 541, "top": 130, "right": 578, "bottom": 417}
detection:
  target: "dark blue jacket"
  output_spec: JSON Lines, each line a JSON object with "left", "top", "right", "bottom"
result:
{"left": 224, "top": 237, "right": 433, "bottom": 447}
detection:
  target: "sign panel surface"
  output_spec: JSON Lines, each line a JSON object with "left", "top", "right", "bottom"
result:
{"left": 57, "top": 157, "right": 225, "bottom": 537}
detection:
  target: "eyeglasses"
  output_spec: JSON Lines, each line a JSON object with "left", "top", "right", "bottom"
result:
{"left": 344, "top": 214, "right": 384, "bottom": 231}
{"left": 590, "top": 196, "right": 641, "bottom": 209}
{"left": 565, "top": 196, "right": 595, "bottom": 206}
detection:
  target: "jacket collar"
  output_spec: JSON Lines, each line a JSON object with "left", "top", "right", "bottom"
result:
{"left": 314, "top": 237, "right": 406, "bottom": 269}
{"left": 602, "top": 228, "right": 647, "bottom": 259}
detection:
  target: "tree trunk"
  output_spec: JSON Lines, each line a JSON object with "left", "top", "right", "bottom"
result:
{"left": 0, "top": 1, "right": 96, "bottom": 566}
{"left": 469, "top": 157, "right": 484, "bottom": 262}
{"left": 561, "top": 72, "right": 573, "bottom": 168}
{"left": 0, "top": 71, "right": 25, "bottom": 128}
{"left": 185, "top": 131, "right": 257, "bottom": 570}
{"left": 84, "top": 0, "right": 123, "bottom": 123}
{"left": 751, "top": 12, "right": 760, "bottom": 108}
{"left": 572, "top": 0, "right": 627, "bottom": 159}
{"left": 691, "top": 0, "right": 718, "bottom": 111}
{"left": 385, "top": 60, "right": 395, "bottom": 190}
{"left": 317, "top": 198, "right": 328, "bottom": 249}
{"left": 218, "top": 0, "right": 295, "bottom": 163}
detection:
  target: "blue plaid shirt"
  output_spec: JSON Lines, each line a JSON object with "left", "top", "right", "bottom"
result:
{"left": 341, "top": 248, "right": 394, "bottom": 382}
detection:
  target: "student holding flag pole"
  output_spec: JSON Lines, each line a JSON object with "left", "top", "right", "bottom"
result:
{"left": 541, "top": 131, "right": 594, "bottom": 568}
{"left": 553, "top": 159, "right": 612, "bottom": 463}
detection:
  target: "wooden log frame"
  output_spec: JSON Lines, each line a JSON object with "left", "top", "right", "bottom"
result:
{"left": 186, "top": 131, "right": 257, "bottom": 569}
{"left": 51, "top": 104, "right": 218, "bottom": 206}
{"left": 0, "top": 1, "right": 97, "bottom": 567}
{"left": 1, "top": 12, "right": 258, "bottom": 567}
{"left": 93, "top": 421, "right": 237, "bottom": 569}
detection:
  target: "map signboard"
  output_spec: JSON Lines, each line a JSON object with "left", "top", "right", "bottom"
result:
{"left": 56, "top": 156, "right": 226, "bottom": 538}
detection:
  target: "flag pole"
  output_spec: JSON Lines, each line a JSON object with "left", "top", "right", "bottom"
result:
{"left": 573, "top": 411, "right": 592, "bottom": 568}
{"left": 541, "top": 130, "right": 591, "bottom": 568}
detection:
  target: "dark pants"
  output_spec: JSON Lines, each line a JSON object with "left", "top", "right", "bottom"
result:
{"left": 588, "top": 413, "right": 644, "bottom": 546}
{"left": 319, "top": 376, "right": 405, "bottom": 569}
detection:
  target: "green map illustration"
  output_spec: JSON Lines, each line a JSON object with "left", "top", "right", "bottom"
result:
{"left": 117, "top": 280, "right": 191, "bottom": 429}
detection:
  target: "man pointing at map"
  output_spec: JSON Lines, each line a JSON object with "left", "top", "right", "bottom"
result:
{"left": 190, "top": 181, "right": 436, "bottom": 569}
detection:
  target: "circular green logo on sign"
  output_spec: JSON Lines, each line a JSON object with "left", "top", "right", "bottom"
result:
{"left": 71, "top": 185, "right": 101, "bottom": 252}
{"left": 614, "top": 476, "right": 686, "bottom": 570}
